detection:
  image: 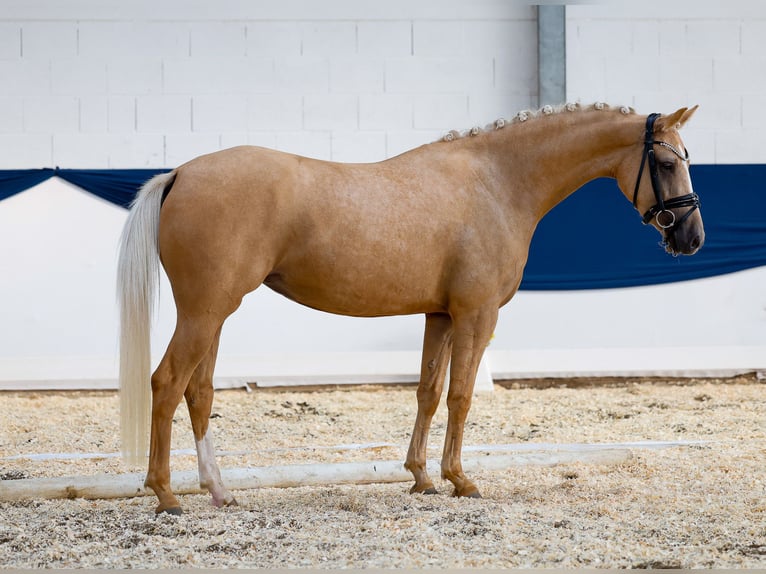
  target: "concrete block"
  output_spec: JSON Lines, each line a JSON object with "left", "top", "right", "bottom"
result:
{"left": 21, "top": 22, "right": 76, "bottom": 59}
{"left": 357, "top": 21, "right": 411, "bottom": 57}
{"left": 274, "top": 56, "right": 329, "bottom": 94}
{"left": 715, "top": 128, "right": 766, "bottom": 164}
{"left": 193, "top": 95, "right": 248, "bottom": 132}
{"left": 572, "top": 20, "right": 632, "bottom": 60}
{"left": 164, "top": 57, "right": 274, "bottom": 95}
{"left": 23, "top": 96, "right": 79, "bottom": 133}
{"left": 742, "top": 20, "right": 766, "bottom": 58}
{"left": 246, "top": 22, "right": 301, "bottom": 57}
{"left": 107, "top": 59, "right": 163, "bottom": 95}
{"left": 0, "top": 60, "right": 49, "bottom": 96}
{"left": 742, "top": 94, "right": 766, "bottom": 128}
{"left": 79, "top": 96, "right": 108, "bottom": 132}
{"left": 658, "top": 21, "right": 688, "bottom": 57}
{"left": 659, "top": 57, "right": 713, "bottom": 93}
{"left": 603, "top": 55, "right": 660, "bottom": 100}
{"left": 413, "top": 94, "right": 469, "bottom": 129}
{"left": 413, "top": 21, "right": 465, "bottom": 57}
{"left": 495, "top": 54, "right": 538, "bottom": 94}
{"left": 0, "top": 134, "right": 51, "bottom": 168}
{"left": 301, "top": 22, "right": 356, "bottom": 56}
{"left": 464, "top": 20, "right": 536, "bottom": 58}
{"left": 685, "top": 21, "right": 741, "bottom": 58}
{"left": 136, "top": 95, "right": 191, "bottom": 133}
{"left": 0, "top": 97, "right": 23, "bottom": 133}
{"left": 52, "top": 133, "right": 109, "bottom": 168}
{"left": 359, "top": 94, "right": 413, "bottom": 130}
{"left": 80, "top": 22, "right": 185, "bottom": 59}
{"left": 565, "top": 58, "right": 605, "bottom": 105}
{"left": 631, "top": 21, "right": 660, "bottom": 57}
{"left": 304, "top": 94, "right": 358, "bottom": 130}
{"left": 77, "top": 22, "right": 132, "bottom": 58}
{"left": 713, "top": 56, "right": 766, "bottom": 94}
{"left": 51, "top": 58, "right": 107, "bottom": 95}
{"left": 681, "top": 127, "right": 715, "bottom": 165}
{"left": 107, "top": 134, "right": 166, "bottom": 168}
{"left": 165, "top": 133, "right": 221, "bottom": 166}
{"left": 107, "top": 96, "right": 136, "bottom": 133}
{"left": 0, "top": 24, "right": 21, "bottom": 58}
{"left": 248, "top": 94, "right": 303, "bottom": 130}
{"left": 190, "top": 22, "right": 246, "bottom": 57}
{"left": 330, "top": 57, "right": 384, "bottom": 93}
{"left": 275, "top": 131, "right": 331, "bottom": 160}
{"left": 385, "top": 57, "right": 494, "bottom": 94}
{"left": 331, "top": 131, "right": 386, "bottom": 163}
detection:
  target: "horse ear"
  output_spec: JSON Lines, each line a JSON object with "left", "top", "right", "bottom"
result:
{"left": 656, "top": 105, "right": 699, "bottom": 132}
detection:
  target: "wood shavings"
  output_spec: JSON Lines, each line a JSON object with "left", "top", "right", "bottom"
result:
{"left": 1, "top": 378, "right": 765, "bottom": 568}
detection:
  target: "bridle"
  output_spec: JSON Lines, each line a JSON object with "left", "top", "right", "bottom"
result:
{"left": 632, "top": 113, "right": 700, "bottom": 234}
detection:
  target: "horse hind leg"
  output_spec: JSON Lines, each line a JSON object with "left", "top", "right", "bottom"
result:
{"left": 144, "top": 315, "right": 226, "bottom": 515}
{"left": 404, "top": 313, "right": 453, "bottom": 494}
{"left": 184, "top": 326, "right": 237, "bottom": 509}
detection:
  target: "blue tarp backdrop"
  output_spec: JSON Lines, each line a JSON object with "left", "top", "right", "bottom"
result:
{"left": 0, "top": 168, "right": 170, "bottom": 209}
{"left": 0, "top": 165, "right": 763, "bottom": 290}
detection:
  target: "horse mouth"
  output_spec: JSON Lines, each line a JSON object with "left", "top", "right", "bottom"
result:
{"left": 663, "top": 230, "right": 703, "bottom": 256}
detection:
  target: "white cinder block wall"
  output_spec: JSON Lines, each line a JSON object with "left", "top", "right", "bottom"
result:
{"left": 1, "top": 0, "right": 765, "bottom": 387}
{"left": 566, "top": 2, "right": 766, "bottom": 165}
{"left": 0, "top": 1, "right": 537, "bottom": 169}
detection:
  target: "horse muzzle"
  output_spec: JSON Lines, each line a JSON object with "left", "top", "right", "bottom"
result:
{"left": 664, "top": 218, "right": 704, "bottom": 255}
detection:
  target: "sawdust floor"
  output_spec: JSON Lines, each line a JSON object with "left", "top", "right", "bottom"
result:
{"left": 1, "top": 378, "right": 765, "bottom": 568}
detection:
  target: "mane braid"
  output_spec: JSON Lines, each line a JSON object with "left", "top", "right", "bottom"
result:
{"left": 439, "top": 102, "right": 636, "bottom": 143}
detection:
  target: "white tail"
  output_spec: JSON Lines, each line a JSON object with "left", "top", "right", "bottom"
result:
{"left": 117, "top": 171, "right": 175, "bottom": 466}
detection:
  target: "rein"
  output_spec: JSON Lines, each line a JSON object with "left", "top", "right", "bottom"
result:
{"left": 632, "top": 113, "right": 700, "bottom": 232}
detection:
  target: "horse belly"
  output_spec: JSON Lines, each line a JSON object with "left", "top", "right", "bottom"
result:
{"left": 264, "top": 255, "right": 446, "bottom": 318}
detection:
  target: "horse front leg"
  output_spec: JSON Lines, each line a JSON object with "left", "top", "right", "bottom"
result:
{"left": 441, "top": 307, "right": 498, "bottom": 498}
{"left": 405, "top": 313, "right": 453, "bottom": 494}
{"left": 145, "top": 317, "right": 221, "bottom": 515}
{"left": 184, "top": 327, "right": 237, "bottom": 509}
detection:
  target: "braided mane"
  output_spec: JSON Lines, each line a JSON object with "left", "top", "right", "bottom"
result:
{"left": 440, "top": 102, "right": 635, "bottom": 143}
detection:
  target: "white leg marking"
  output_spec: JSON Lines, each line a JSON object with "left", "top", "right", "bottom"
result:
{"left": 196, "top": 428, "right": 236, "bottom": 508}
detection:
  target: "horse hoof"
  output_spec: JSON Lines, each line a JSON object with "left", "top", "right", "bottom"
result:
{"left": 452, "top": 489, "right": 482, "bottom": 499}
{"left": 156, "top": 506, "right": 183, "bottom": 516}
{"left": 409, "top": 484, "right": 438, "bottom": 495}
{"left": 225, "top": 497, "right": 239, "bottom": 507}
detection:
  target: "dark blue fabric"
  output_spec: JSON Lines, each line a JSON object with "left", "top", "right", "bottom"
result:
{"left": 55, "top": 169, "right": 170, "bottom": 208}
{"left": 0, "top": 168, "right": 56, "bottom": 201}
{"left": 0, "top": 165, "right": 764, "bottom": 290}
{"left": 521, "top": 164, "right": 766, "bottom": 290}
{"left": 0, "top": 168, "right": 169, "bottom": 207}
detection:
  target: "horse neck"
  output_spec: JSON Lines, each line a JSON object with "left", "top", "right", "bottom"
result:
{"left": 487, "top": 111, "right": 643, "bottom": 222}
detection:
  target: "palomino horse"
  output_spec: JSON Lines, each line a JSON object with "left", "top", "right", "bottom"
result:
{"left": 118, "top": 103, "right": 704, "bottom": 514}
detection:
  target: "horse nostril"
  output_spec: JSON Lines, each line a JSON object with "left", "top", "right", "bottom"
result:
{"left": 690, "top": 235, "right": 701, "bottom": 250}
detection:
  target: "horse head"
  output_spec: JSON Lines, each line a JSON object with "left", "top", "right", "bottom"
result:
{"left": 617, "top": 106, "right": 704, "bottom": 256}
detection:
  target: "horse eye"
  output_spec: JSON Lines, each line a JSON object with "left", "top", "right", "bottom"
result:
{"left": 660, "top": 161, "right": 675, "bottom": 172}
